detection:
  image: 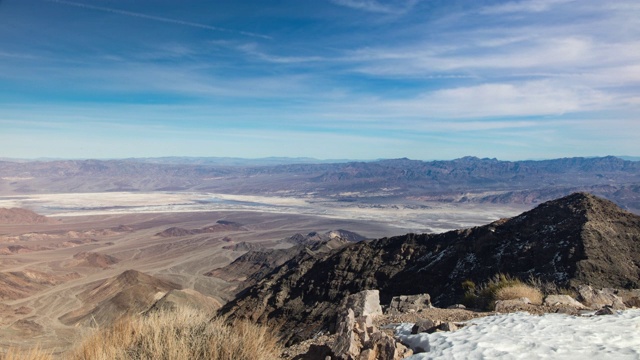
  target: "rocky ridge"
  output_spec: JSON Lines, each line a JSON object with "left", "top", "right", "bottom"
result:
{"left": 206, "top": 230, "right": 362, "bottom": 294}
{"left": 219, "top": 193, "right": 640, "bottom": 344}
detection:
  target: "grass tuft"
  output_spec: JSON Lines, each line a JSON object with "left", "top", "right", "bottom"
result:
{"left": 462, "top": 273, "right": 544, "bottom": 310}
{"left": 2, "top": 346, "right": 53, "bottom": 360}
{"left": 494, "top": 283, "right": 543, "bottom": 305}
{"left": 71, "top": 307, "right": 281, "bottom": 360}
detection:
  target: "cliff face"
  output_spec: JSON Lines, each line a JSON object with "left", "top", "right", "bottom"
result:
{"left": 219, "top": 193, "right": 640, "bottom": 344}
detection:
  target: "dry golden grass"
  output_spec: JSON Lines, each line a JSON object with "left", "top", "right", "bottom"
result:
{"left": 71, "top": 308, "right": 281, "bottom": 360}
{"left": 463, "top": 273, "right": 547, "bottom": 309}
{"left": 1, "top": 347, "right": 53, "bottom": 360}
{"left": 494, "top": 283, "right": 543, "bottom": 305}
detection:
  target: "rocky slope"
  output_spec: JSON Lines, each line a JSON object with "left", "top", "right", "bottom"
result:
{"left": 0, "top": 270, "right": 80, "bottom": 301}
{"left": 206, "top": 231, "right": 360, "bottom": 293}
{"left": 219, "top": 193, "right": 640, "bottom": 344}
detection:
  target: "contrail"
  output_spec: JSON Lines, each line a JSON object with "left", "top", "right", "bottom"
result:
{"left": 45, "top": 0, "right": 271, "bottom": 40}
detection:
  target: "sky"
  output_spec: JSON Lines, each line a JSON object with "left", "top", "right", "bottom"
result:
{"left": 1, "top": 0, "right": 639, "bottom": 160}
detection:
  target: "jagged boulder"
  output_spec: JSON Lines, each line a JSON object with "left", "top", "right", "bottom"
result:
{"left": 595, "top": 306, "right": 616, "bottom": 315}
{"left": 359, "top": 331, "right": 412, "bottom": 360}
{"left": 544, "top": 295, "right": 586, "bottom": 309}
{"left": 387, "top": 294, "right": 431, "bottom": 315}
{"left": 346, "top": 290, "right": 383, "bottom": 318}
{"left": 577, "top": 285, "right": 626, "bottom": 310}
{"left": 438, "top": 322, "right": 459, "bottom": 332}
{"left": 411, "top": 319, "right": 440, "bottom": 334}
{"left": 617, "top": 289, "right": 640, "bottom": 308}
{"left": 333, "top": 309, "right": 360, "bottom": 359}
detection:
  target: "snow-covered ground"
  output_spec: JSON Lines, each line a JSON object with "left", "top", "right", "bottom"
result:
{"left": 396, "top": 310, "right": 640, "bottom": 359}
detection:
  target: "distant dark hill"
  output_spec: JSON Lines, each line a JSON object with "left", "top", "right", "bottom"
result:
{"left": 155, "top": 220, "right": 245, "bottom": 237}
{"left": 219, "top": 193, "right": 640, "bottom": 344}
{"left": 70, "top": 251, "right": 119, "bottom": 269}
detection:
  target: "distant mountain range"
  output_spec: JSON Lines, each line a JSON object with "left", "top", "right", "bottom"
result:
{"left": 1, "top": 156, "right": 639, "bottom": 211}
{"left": 218, "top": 193, "right": 640, "bottom": 344}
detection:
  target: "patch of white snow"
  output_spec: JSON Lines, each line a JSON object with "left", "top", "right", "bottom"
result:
{"left": 396, "top": 309, "right": 640, "bottom": 359}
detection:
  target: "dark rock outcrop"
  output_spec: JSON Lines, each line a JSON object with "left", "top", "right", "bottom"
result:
{"left": 283, "top": 230, "right": 367, "bottom": 246}
{"left": 219, "top": 193, "right": 640, "bottom": 344}
{"left": 156, "top": 220, "right": 245, "bottom": 237}
{"left": 206, "top": 236, "right": 352, "bottom": 293}
{"left": 222, "top": 241, "right": 265, "bottom": 252}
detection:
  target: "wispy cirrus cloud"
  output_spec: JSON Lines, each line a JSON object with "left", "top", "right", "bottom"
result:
{"left": 2, "top": 0, "right": 638, "bottom": 160}
{"left": 236, "top": 43, "right": 325, "bottom": 64}
{"left": 329, "top": 0, "right": 420, "bottom": 14}
{"left": 45, "top": 0, "right": 271, "bottom": 39}
{"left": 480, "top": 0, "right": 577, "bottom": 14}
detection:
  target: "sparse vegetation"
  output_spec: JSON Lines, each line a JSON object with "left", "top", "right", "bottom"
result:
{"left": 3, "top": 309, "right": 280, "bottom": 360}
{"left": 71, "top": 308, "right": 281, "bottom": 360}
{"left": 65, "top": 308, "right": 280, "bottom": 360}
{"left": 1, "top": 347, "right": 52, "bottom": 360}
{"left": 527, "top": 276, "right": 577, "bottom": 298}
{"left": 462, "top": 274, "right": 544, "bottom": 310}
{"left": 495, "top": 284, "right": 543, "bottom": 304}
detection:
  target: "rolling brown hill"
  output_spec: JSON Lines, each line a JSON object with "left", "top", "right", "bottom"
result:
{"left": 219, "top": 193, "right": 640, "bottom": 344}
{"left": 0, "top": 270, "right": 80, "bottom": 301}
{"left": 59, "top": 270, "right": 181, "bottom": 327}
{"left": 0, "top": 208, "right": 49, "bottom": 224}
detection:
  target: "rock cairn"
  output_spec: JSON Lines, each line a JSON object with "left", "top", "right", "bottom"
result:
{"left": 331, "top": 290, "right": 413, "bottom": 360}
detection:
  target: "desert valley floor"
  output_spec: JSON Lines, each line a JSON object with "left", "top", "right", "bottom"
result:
{"left": 0, "top": 191, "right": 528, "bottom": 353}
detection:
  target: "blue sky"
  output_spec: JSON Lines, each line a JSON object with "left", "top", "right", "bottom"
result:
{"left": 1, "top": 0, "right": 639, "bottom": 160}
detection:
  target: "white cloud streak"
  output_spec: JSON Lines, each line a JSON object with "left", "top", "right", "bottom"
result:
{"left": 329, "top": 0, "right": 420, "bottom": 14}
{"left": 45, "top": 0, "right": 271, "bottom": 39}
{"left": 481, "top": 0, "right": 577, "bottom": 14}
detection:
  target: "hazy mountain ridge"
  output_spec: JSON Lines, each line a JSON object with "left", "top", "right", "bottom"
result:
{"left": 1, "top": 156, "right": 639, "bottom": 211}
{"left": 219, "top": 193, "right": 640, "bottom": 344}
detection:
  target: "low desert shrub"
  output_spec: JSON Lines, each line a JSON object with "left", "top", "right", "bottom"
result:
{"left": 71, "top": 307, "right": 281, "bottom": 360}
{"left": 494, "top": 283, "right": 543, "bottom": 305}
{"left": 529, "top": 277, "right": 577, "bottom": 298}
{"left": 462, "top": 273, "right": 544, "bottom": 310}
